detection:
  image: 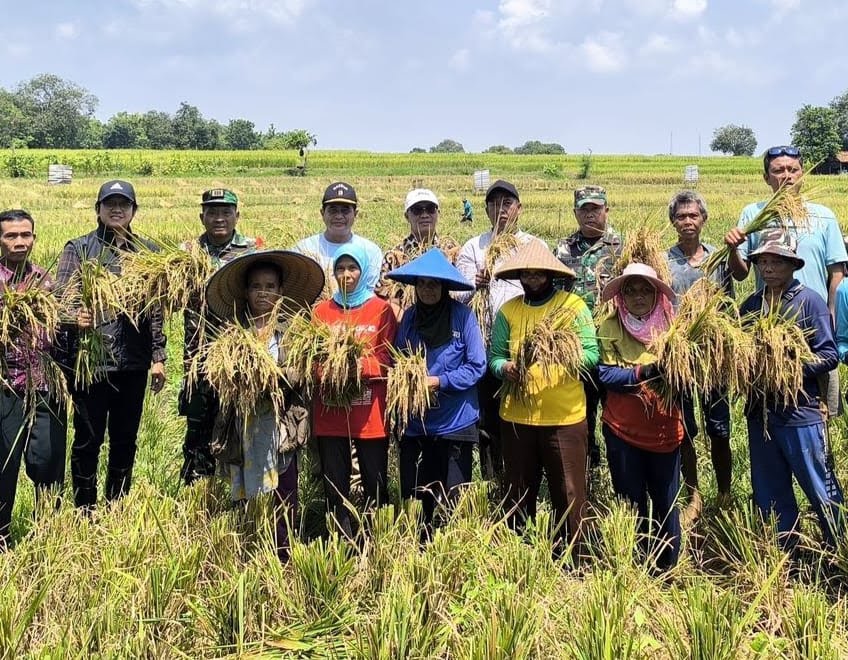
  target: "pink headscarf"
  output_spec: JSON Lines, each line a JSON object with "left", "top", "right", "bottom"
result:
{"left": 614, "top": 280, "right": 673, "bottom": 345}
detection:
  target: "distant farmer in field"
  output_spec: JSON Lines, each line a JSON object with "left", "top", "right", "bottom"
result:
{"left": 554, "top": 185, "right": 622, "bottom": 469}
{"left": 739, "top": 232, "right": 844, "bottom": 552}
{"left": 57, "top": 180, "right": 167, "bottom": 509}
{"left": 455, "top": 179, "right": 543, "bottom": 481}
{"left": 0, "top": 209, "right": 67, "bottom": 550}
{"left": 293, "top": 182, "right": 383, "bottom": 295}
{"left": 461, "top": 198, "right": 473, "bottom": 223}
{"left": 724, "top": 145, "right": 847, "bottom": 418}
{"left": 180, "top": 188, "right": 258, "bottom": 485}
{"left": 665, "top": 190, "right": 733, "bottom": 523}
{"left": 376, "top": 188, "right": 460, "bottom": 318}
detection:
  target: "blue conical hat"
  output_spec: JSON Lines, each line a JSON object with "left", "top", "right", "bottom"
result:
{"left": 385, "top": 247, "right": 474, "bottom": 291}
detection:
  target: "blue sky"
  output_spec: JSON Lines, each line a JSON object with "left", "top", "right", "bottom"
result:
{"left": 2, "top": 0, "right": 847, "bottom": 154}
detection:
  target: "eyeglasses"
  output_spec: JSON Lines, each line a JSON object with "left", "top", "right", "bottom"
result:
{"left": 766, "top": 146, "right": 800, "bottom": 158}
{"left": 409, "top": 203, "right": 438, "bottom": 215}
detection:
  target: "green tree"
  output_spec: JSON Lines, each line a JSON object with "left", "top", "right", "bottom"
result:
{"left": 514, "top": 140, "right": 565, "bottom": 155}
{"left": 790, "top": 105, "right": 842, "bottom": 165}
{"left": 172, "top": 102, "right": 220, "bottom": 150}
{"left": 709, "top": 124, "right": 757, "bottom": 156}
{"left": 141, "top": 111, "right": 175, "bottom": 149}
{"left": 79, "top": 118, "right": 105, "bottom": 149}
{"left": 103, "top": 112, "right": 148, "bottom": 148}
{"left": 484, "top": 144, "right": 513, "bottom": 153}
{"left": 0, "top": 89, "right": 31, "bottom": 147}
{"left": 264, "top": 129, "right": 317, "bottom": 151}
{"left": 409, "top": 147, "right": 426, "bottom": 153}
{"left": 430, "top": 139, "right": 464, "bottom": 153}
{"left": 223, "top": 119, "right": 261, "bottom": 150}
{"left": 828, "top": 90, "right": 848, "bottom": 149}
{"left": 13, "top": 74, "right": 98, "bottom": 147}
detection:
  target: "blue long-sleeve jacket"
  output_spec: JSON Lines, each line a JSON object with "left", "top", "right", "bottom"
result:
{"left": 394, "top": 300, "right": 486, "bottom": 438}
{"left": 740, "top": 279, "right": 837, "bottom": 426}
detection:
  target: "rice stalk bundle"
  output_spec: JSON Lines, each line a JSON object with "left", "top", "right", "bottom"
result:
{"left": 648, "top": 279, "right": 754, "bottom": 408}
{"left": 612, "top": 223, "right": 672, "bottom": 284}
{"left": 385, "top": 344, "right": 431, "bottom": 436}
{"left": 281, "top": 310, "right": 368, "bottom": 409}
{"left": 58, "top": 259, "right": 126, "bottom": 390}
{"left": 469, "top": 289, "right": 493, "bottom": 347}
{"left": 701, "top": 178, "right": 810, "bottom": 277}
{"left": 119, "top": 239, "right": 215, "bottom": 320}
{"left": 0, "top": 281, "right": 61, "bottom": 351}
{"left": 188, "top": 317, "right": 287, "bottom": 424}
{"left": 500, "top": 303, "right": 585, "bottom": 407}
{"left": 745, "top": 306, "right": 817, "bottom": 410}
{"left": 483, "top": 207, "right": 521, "bottom": 276}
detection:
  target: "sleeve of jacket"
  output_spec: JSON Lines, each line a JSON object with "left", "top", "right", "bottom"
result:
{"left": 453, "top": 240, "right": 477, "bottom": 304}
{"left": 801, "top": 295, "right": 838, "bottom": 377}
{"left": 488, "top": 309, "right": 511, "bottom": 379}
{"left": 149, "top": 302, "right": 167, "bottom": 364}
{"left": 573, "top": 299, "right": 600, "bottom": 370}
{"left": 438, "top": 306, "right": 486, "bottom": 392}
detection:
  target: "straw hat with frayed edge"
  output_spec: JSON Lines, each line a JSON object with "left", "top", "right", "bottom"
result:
{"left": 386, "top": 247, "right": 473, "bottom": 291}
{"left": 494, "top": 239, "right": 576, "bottom": 280}
{"left": 601, "top": 263, "right": 676, "bottom": 303}
{"left": 205, "top": 250, "right": 325, "bottom": 321}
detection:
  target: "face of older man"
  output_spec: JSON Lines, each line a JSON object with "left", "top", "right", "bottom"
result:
{"left": 405, "top": 202, "right": 439, "bottom": 241}
{"left": 764, "top": 155, "right": 803, "bottom": 193}
{"left": 322, "top": 203, "right": 357, "bottom": 243}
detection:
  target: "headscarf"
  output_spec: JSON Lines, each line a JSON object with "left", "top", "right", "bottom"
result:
{"left": 331, "top": 242, "right": 373, "bottom": 309}
{"left": 614, "top": 276, "right": 673, "bottom": 345}
{"left": 413, "top": 282, "right": 452, "bottom": 348}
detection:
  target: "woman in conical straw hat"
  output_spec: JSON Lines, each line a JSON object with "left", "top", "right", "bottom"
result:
{"left": 489, "top": 239, "right": 599, "bottom": 557}
{"left": 204, "top": 249, "right": 325, "bottom": 562}
{"left": 386, "top": 247, "right": 486, "bottom": 535}
{"left": 596, "top": 262, "right": 683, "bottom": 571}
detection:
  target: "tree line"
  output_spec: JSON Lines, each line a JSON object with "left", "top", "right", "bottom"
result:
{"left": 0, "top": 74, "right": 317, "bottom": 151}
{"left": 710, "top": 89, "right": 848, "bottom": 165}
{"left": 411, "top": 139, "right": 566, "bottom": 155}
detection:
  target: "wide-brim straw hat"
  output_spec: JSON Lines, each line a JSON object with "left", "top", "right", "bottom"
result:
{"left": 386, "top": 247, "right": 474, "bottom": 291}
{"left": 205, "top": 250, "right": 325, "bottom": 320}
{"left": 601, "top": 263, "right": 676, "bottom": 303}
{"left": 494, "top": 239, "right": 576, "bottom": 280}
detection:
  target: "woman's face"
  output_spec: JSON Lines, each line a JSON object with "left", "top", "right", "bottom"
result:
{"left": 334, "top": 255, "right": 361, "bottom": 294}
{"left": 415, "top": 276, "right": 443, "bottom": 305}
{"left": 621, "top": 276, "right": 656, "bottom": 317}
{"left": 519, "top": 269, "right": 550, "bottom": 295}
{"left": 246, "top": 266, "right": 283, "bottom": 317}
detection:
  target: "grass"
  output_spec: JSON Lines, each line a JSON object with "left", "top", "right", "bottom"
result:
{"left": 2, "top": 152, "right": 848, "bottom": 655}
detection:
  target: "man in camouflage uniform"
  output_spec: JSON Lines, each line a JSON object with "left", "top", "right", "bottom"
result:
{"left": 554, "top": 185, "right": 621, "bottom": 467}
{"left": 376, "top": 188, "right": 459, "bottom": 318}
{"left": 180, "top": 188, "right": 258, "bottom": 484}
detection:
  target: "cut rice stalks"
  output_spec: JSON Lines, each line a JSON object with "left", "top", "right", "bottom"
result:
{"left": 612, "top": 221, "right": 673, "bottom": 285}
{"left": 118, "top": 238, "right": 215, "bottom": 321}
{"left": 499, "top": 303, "right": 586, "bottom": 407}
{"left": 648, "top": 279, "right": 753, "bottom": 409}
{"left": 385, "top": 343, "right": 431, "bottom": 436}
{"left": 57, "top": 259, "right": 126, "bottom": 390}
{"left": 701, "top": 177, "right": 811, "bottom": 277}
{"left": 281, "top": 309, "right": 368, "bottom": 409}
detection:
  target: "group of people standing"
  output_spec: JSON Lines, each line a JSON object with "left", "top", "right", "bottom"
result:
{"left": 0, "top": 145, "right": 845, "bottom": 571}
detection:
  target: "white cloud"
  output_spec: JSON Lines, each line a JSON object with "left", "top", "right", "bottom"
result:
{"left": 639, "top": 34, "right": 676, "bottom": 55}
{"left": 449, "top": 49, "right": 471, "bottom": 72}
{"left": 671, "top": 0, "right": 708, "bottom": 20}
{"left": 581, "top": 32, "right": 625, "bottom": 73}
{"left": 495, "top": 0, "right": 557, "bottom": 52}
{"left": 131, "top": 0, "right": 310, "bottom": 25}
{"left": 55, "top": 22, "right": 79, "bottom": 39}
{"left": 770, "top": 0, "right": 800, "bottom": 12}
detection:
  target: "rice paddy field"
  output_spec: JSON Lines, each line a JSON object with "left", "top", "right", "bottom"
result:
{"left": 3, "top": 149, "right": 848, "bottom": 657}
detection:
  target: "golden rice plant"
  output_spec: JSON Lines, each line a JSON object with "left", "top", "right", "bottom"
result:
{"left": 118, "top": 238, "right": 215, "bottom": 321}
{"left": 0, "top": 279, "right": 61, "bottom": 351}
{"left": 385, "top": 343, "right": 431, "bottom": 436}
{"left": 648, "top": 279, "right": 754, "bottom": 408}
{"left": 500, "top": 303, "right": 585, "bottom": 406}
{"left": 612, "top": 222, "right": 673, "bottom": 284}
{"left": 701, "top": 177, "right": 810, "bottom": 277}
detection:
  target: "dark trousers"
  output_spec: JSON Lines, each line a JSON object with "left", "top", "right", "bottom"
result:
{"left": 274, "top": 454, "right": 298, "bottom": 562}
{"left": 583, "top": 373, "right": 602, "bottom": 466}
{"left": 398, "top": 426, "right": 476, "bottom": 526}
{"left": 500, "top": 420, "right": 588, "bottom": 545}
{"left": 477, "top": 372, "right": 503, "bottom": 481}
{"left": 0, "top": 391, "right": 66, "bottom": 546}
{"left": 681, "top": 390, "right": 732, "bottom": 494}
{"left": 71, "top": 371, "right": 147, "bottom": 508}
{"left": 317, "top": 435, "right": 388, "bottom": 539}
{"left": 179, "top": 381, "right": 219, "bottom": 484}
{"left": 603, "top": 425, "right": 681, "bottom": 570}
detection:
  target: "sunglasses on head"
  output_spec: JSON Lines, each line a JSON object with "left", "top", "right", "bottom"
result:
{"left": 766, "top": 146, "right": 800, "bottom": 158}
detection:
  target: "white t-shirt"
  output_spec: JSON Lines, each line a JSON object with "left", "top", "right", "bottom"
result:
{"left": 292, "top": 233, "right": 383, "bottom": 293}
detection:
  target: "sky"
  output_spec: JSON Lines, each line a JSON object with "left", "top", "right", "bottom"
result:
{"left": 2, "top": 0, "right": 847, "bottom": 154}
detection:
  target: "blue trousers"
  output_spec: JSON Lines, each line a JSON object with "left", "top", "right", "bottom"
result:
{"left": 603, "top": 425, "right": 681, "bottom": 570}
{"left": 747, "top": 414, "right": 844, "bottom": 549}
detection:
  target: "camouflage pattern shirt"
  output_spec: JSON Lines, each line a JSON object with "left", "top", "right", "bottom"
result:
{"left": 376, "top": 233, "right": 460, "bottom": 301}
{"left": 553, "top": 227, "right": 622, "bottom": 311}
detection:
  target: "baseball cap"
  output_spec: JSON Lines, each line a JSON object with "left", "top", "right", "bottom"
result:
{"left": 574, "top": 185, "right": 607, "bottom": 208}
{"left": 322, "top": 181, "right": 358, "bottom": 206}
{"left": 201, "top": 188, "right": 239, "bottom": 206}
{"left": 404, "top": 188, "right": 439, "bottom": 212}
{"left": 96, "top": 180, "right": 136, "bottom": 204}
{"left": 485, "top": 179, "right": 520, "bottom": 203}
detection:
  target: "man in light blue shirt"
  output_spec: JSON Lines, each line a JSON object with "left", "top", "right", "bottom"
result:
{"left": 293, "top": 181, "right": 382, "bottom": 294}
